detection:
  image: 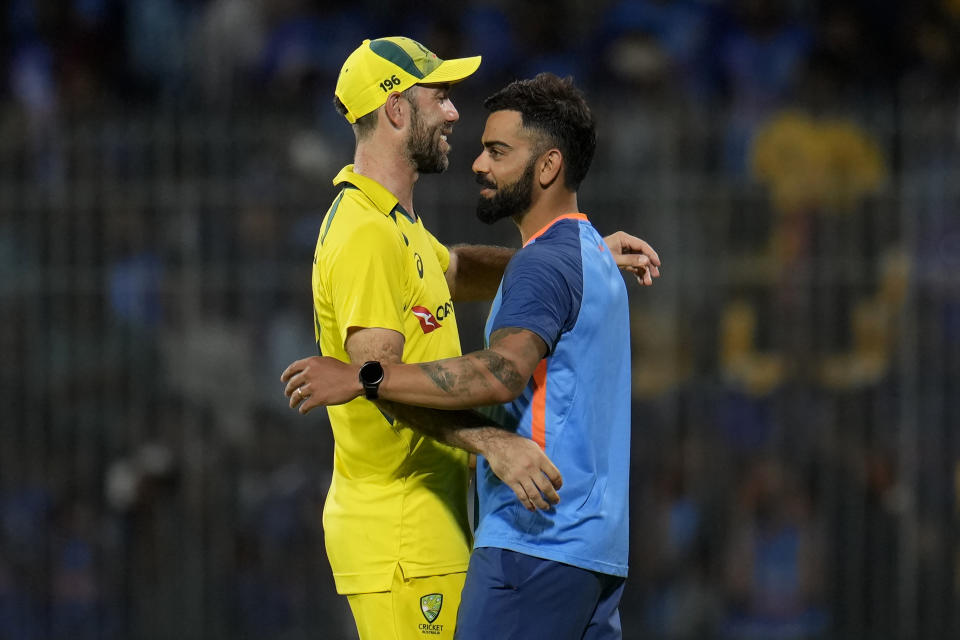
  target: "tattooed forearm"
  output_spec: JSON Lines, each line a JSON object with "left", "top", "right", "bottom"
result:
{"left": 474, "top": 351, "right": 526, "bottom": 395}
{"left": 490, "top": 327, "right": 545, "bottom": 361}
{"left": 419, "top": 362, "right": 457, "bottom": 392}
{"left": 376, "top": 399, "right": 493, "bottom": 452}
{"left": 419, "top": 351, "right": 521, "bottom": 397}
{"left": 420, "top": 357, "right": 497, "bottom": 396}
{"left": 379, "top": 327, "right": 547, "bottom": 409}
{"left": 489, "top": 327, "right": 527, "bottom": 341}
{"left": 412, "top": 327, "right": 545, "bottom": 400}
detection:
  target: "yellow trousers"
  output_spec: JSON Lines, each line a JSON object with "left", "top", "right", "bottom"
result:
{"left": 346, "top": 565, "right": 466, "bottom": 640}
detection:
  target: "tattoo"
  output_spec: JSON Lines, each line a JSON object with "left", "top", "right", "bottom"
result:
{"left": 489, "top": 327, "right": 545, "bottom": 362}
{"left": 413, "top": 327, "right": 547, "bottom": 398}
{"left": 363, "top": 326, "right": 546, "bottom": 455}
{"left": 413, "top": 326, "right": 545, "bottom": 403}
{"left": 475, "top": 351, "right": 526, "bottom": 395}
{"left": 377, "top": 400, "right": 494, "bottom": 453}
{"left": 420, "top": 358, "right": 496, "bottom": 396}
{"left": 489, "top": 326, "right": 547, "bottom": 374}
{"left": 489, "top": 327, "right": 527, "bottom": 341}
{"left": 419, "top": 362, "right": 456, "bottom": 392}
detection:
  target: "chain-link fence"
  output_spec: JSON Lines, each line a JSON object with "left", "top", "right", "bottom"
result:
{"left": 1, "top": 93, "right": 957, "bottom": 639}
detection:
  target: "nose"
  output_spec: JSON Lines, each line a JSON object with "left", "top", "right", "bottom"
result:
{"left": 471, "top": 153, "right": 484, "bottom": 176}
{"left": 445, "top": 98, "right": 459, "bottom": 123}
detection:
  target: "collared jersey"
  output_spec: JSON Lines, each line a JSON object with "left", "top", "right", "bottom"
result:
{"left": 312, "top": 165, "right": 471, "bottom": 594}
{"left": 476, "top": 214, "right": 631, "bottom": 577}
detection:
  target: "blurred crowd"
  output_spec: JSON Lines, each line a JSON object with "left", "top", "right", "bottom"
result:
{"left": 2, "top": 0, "right": 959, "bottom": 122}
{"left": 1, "top": 1, "right": 959, "bottom": 639}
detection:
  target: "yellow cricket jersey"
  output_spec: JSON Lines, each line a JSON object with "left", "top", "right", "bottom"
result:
{"left": 312, "top": 165, "right": 471, "bottom": 594}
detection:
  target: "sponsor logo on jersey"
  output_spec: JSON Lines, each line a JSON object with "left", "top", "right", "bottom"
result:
{"left": 420, "top": 592, "right": 443, "bottom": 623}
{"left": 412, "top": 306, "right": 441, "bottom": 333}
{"left": 435, "top": 300, "right": 454, "bottom": 321}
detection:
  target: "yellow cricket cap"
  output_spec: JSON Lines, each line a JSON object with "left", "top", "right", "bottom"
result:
{"left": 335, "top": 37, "right": 482, "bottom": 123}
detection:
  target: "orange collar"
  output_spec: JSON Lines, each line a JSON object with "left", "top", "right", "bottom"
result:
{"left": 523, "top": 213, "right": 588, "bottom": 247}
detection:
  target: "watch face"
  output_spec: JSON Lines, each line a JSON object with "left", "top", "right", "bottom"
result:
{"left": 360, "top": 361, "right": 384, "bottom": 400}
{"left": 360, "top": 361, "right": 384, "bottom": 385}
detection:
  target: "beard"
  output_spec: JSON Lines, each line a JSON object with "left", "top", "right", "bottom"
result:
{"left": 405, "top": 101, "right": 449, "bottom": 174}
{"left": 475, "top": 160, "right": 535, "bottom": 225}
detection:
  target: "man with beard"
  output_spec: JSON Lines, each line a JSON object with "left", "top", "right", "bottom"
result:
{"left": 295, "top": 39, "right": 659, "bottom": 640}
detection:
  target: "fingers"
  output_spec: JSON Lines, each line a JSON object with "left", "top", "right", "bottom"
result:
{"left": 494, "top": 439, "right": 564, "bottom": 511}
{"left": 532, "top": 473, "right": 560, "bottom": 507}
{"left": 284, "top": 373, "right": 304, "bottom": 398}
{"left": 639, "top": 266, "right": 653, "bottom": 286}
{"left": 608, "top": 231, "right": 659, "bottom": 262}
{"left": 287, "top": 381, "right": 311, "bottom": 409}
{"left": 281, "top": 356, "right": 320, "bottom": 407}
{"left": 635, "top": 255, "right": 660, "bottom": 279}
{"left": 540, "top": 458, "right": 563, "bottom": 490}
{"left": 623, "top": 265, "right": 651, "bottom": 286}
{"left": 298, "top": 394, "right": 318, "bottom": 415}
{"left": 508, "top": 466, "right": 562, "bottom": 512}
{"left": 619, "top": 234, "right": 661, "bottom": 267}
{"left": 521, "top": 477, "right": 552, "bottom": 511}
{"left": 633, "top": 239, "right": 661, "bottom": 268}
{"left": 280, "top": 359, "right": 309, "bottom": 383}
{"left": 285, "top": 383, "right": 319, "bottom": 415}
{"left": 531, "top": 457, "right": 562, "bottom": 506}
{"left": 511, "top": 480, "right": 549, "bottom": 512}
{"left": 280, "top": 356, "right": 361, "bottom": 412}
{"left": 510, "top": 484, "right": 536, "bottom": 512}
{"left": 631, "top": 255, "right": 660, "bottom": 282}
{"left": 283, "top": 364, "right": 315, "bottom": 410}
{"left": 621, "top": 255, "right": 660, "bottom": 286}
{"left": 609, "top": 237, "right": 662, "bottom": 287}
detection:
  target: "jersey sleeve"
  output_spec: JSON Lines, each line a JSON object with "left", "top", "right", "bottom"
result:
{"left": 323, "top": 219, "right": 408, "bottom": 348}
{"left": 489, "top": 242, "right": 581, "bottom": 354}
{"left": 425, "top": 226, "right": 451, "bottom": 273}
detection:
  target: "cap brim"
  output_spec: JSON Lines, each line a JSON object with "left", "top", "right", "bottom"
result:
{"left": 420, "top": 56, "right": 482, "bottom": 86}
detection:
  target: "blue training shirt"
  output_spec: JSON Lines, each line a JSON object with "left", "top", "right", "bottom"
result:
{"left": 476, "top": 213, "right": 631, "bottom": 577}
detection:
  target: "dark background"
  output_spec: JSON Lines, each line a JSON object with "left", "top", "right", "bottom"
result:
{"left": 1, "top": 0, "right": 958, "bottom": 638}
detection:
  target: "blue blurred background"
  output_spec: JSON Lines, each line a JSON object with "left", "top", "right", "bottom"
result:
{"left": 1, "top": 0, "right": 958, "bottom": 638}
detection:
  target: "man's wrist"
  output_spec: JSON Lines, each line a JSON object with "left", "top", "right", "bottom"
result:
{"left": 358, "top": 361, "right": 385, "bottom": 400}
{"left": 352, "top": 364, "right": 364, "bottom": 400}
{"left": 471, "top": 426, "right": 508, "bottom": 458}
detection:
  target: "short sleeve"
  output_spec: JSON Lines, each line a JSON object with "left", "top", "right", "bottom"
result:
{"left": 425, "top": 227, "right": 450, "bottom": 273}
{"left": 490, "top": 241, "right": 582, "bottom": 354}
{"left": 323, "top": 219, "right": 408, "bottom": 347}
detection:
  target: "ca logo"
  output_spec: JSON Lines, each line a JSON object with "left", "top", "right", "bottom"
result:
{"left": 420, "top": 593, "right": 442, "bottom": 623}
{"left": 414, "top": 253, "right": 424, "bottom": 278}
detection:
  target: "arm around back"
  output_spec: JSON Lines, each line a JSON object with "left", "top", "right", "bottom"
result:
{"left": 379, "top": 326, "right": 548, "bottom": 408}
{"left": 445, "top": 244, "right": 515, "bottom": 302}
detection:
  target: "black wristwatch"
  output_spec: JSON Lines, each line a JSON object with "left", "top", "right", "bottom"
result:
{"left": 358, "top": 361, "right": 385, "bottom": 400}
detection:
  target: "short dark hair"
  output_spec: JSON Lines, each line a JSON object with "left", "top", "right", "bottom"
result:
{"left": 333, "top": 95, "right": 378, "bottom": 140}
{"left": 483, "top": 73, "right": 597, "bottom": 190}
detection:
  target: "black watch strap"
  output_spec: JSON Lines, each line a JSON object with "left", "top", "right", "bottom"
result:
{"left": 358, "top": 361, "right": 384, "bottom": 400}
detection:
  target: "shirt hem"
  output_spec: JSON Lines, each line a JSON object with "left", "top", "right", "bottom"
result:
{"left": 333, "top": 560, "right": 470, "bottom": 595}
{"left": 474, "top": 539, "right": 628, "bottom": 578}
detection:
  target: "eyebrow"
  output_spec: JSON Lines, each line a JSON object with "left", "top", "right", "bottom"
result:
{"left": 482, "top": 140, "right": 512, "bottom": 151}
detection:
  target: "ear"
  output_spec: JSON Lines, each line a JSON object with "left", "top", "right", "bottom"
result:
{"left": 383, "top": 92, "right": 406, "bottom": 129}
{"left": 537, "top": 148, "right": 563, "bottom": 188}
